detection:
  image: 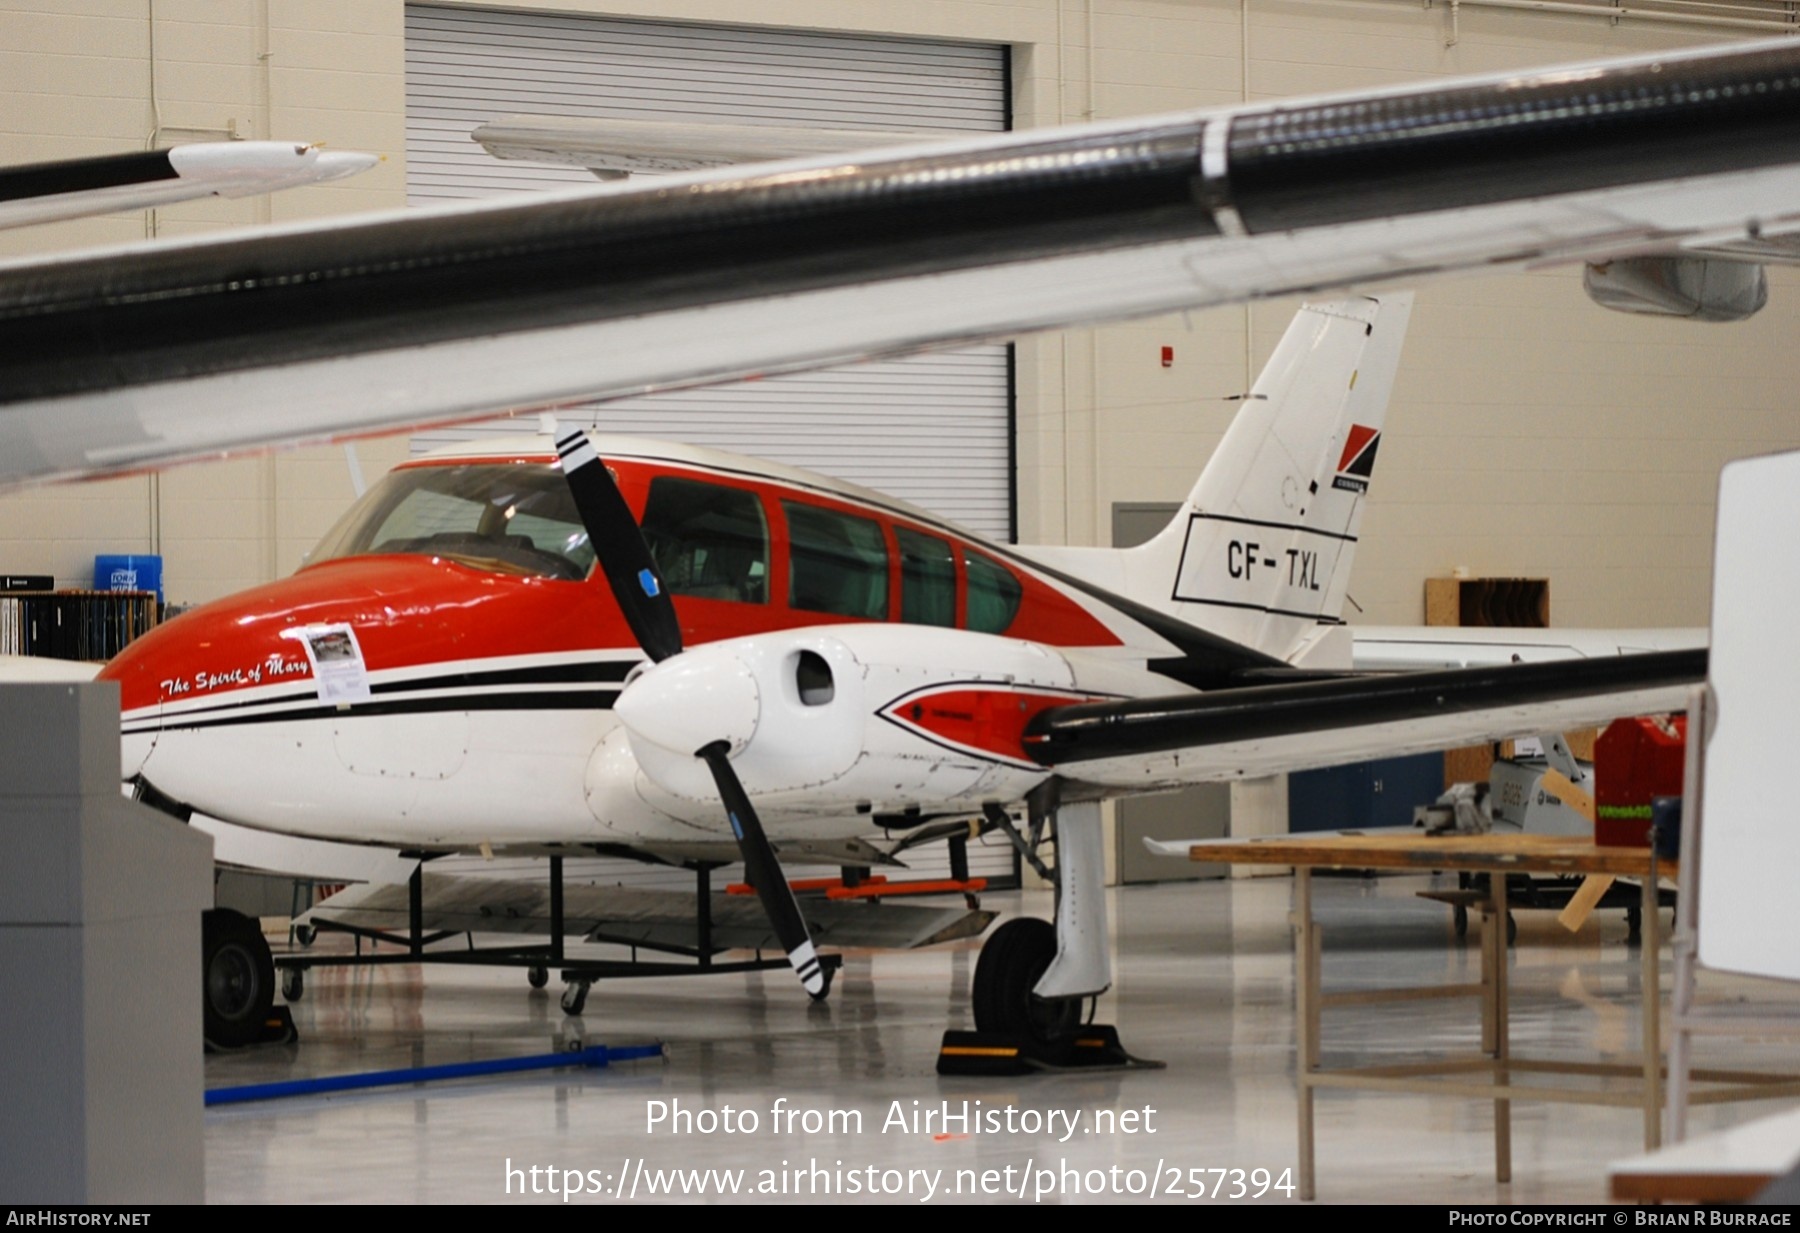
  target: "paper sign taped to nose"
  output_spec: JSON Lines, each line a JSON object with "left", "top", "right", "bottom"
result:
{"left": 282, "top": 623, "right": 372, "bottom": 703}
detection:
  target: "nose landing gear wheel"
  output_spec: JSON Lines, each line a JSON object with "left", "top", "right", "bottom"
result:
{"left": 203, "top": 908, "right": 275, "bottom": 1048}
{"left": 971, "top": 917, "right": 1080, "bottom": 1046}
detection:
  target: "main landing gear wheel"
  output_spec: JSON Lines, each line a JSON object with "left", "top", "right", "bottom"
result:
{"left": 203, "top": 908, "right": 275, "bottom": 1048}
{"left": 972, "top": 917, "right": 1081, "bottom": 1046}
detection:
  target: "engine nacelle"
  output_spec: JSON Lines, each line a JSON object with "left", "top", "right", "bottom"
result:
{"left": 1583, "top": 256, "right": 1767, "bottom": 323}
{"left": 601, "top": 624, "right": 1100, "bottom": 819}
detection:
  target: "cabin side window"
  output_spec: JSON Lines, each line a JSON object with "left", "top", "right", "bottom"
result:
{"left": 640, "top": 476, "right": 769, "bottom": 603}
{"left": 896, "top": 526, "right": 956, "bottom": 628}
{"left": 784, "top": 501, "right": 889, "bottom": 620}
{"left": 966, "top": 550, "right": 1023, "bottom": 634}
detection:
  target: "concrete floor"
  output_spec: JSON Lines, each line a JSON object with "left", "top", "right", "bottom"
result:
{"left": 203, "top": 873, "right": 1800, "bottom": 1204}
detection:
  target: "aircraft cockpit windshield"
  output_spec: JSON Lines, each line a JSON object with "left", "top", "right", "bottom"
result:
{"left": 309, "top": 463, "right": 596, "bottom": 580}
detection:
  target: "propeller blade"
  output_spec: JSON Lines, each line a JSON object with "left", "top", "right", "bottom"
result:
{"left": 555, "top": 428, "right": 683, "bottom": 663}
{"left": 697, "top": 740, "right": 827, "bottom": 998}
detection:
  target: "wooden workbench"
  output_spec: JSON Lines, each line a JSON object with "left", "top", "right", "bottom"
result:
{"left": 1169, "top": 832, "right": 1676, "bottom": 1200}
{"left": 1188, "top": 830, "right": 1672, "bottom": 877}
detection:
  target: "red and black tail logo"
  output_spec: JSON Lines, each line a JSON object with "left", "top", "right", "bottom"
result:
{"left": 1332, "top": 424, "right": 1380, "bottom": 493}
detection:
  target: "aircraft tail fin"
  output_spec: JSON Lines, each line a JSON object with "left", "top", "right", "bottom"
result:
{"left": 1124, "top": 292, "right": 1412, "bottom": 662}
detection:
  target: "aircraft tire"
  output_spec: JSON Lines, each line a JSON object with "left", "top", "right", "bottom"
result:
{"left": 203, "top": 908, "right": 275, "bottom": 1048}
{"left": 972, "top": 917, "right": 1080, "bottom": 1045}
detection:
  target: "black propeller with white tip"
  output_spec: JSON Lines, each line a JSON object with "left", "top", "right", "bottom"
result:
{"left": 698, "top": 740, "right": 826, "bottom": 997}
{"left": 554, "top": 427, "right": 830, "bottom": 1000}
{"left": 555, "top": 429, "right": 683, "bottom": 664}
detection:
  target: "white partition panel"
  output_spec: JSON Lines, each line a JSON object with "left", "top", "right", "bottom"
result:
{"left": 1695, "top": 448, "right": 1800, "bottom": 979}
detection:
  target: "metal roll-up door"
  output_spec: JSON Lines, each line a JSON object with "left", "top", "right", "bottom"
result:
{"left": 406, "top": 6, "right": 1007, "bottom": 201}
{"left": 405, "top": 6, "right": 1018, "bottom": 889}
{"left": 404, "top": 5, "right": 1013, "bottom": 540}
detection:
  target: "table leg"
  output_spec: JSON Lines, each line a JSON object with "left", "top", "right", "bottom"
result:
{"left": 1296, "top": 868, "right": 1317, "bottom": 1202}
{"left": 1490, "top": 873, "right": 1512, "bottom": 1185}
{"left": 1642, "top": 869, "right": 1663, "bottom": 1150}
{"left": 1480, "top": 904, "right": 1495, "bottom": 1055}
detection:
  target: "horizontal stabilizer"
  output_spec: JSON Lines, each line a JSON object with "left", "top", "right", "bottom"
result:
{"left": 1350, "top": 625, "right": 1706, "bottom": 671}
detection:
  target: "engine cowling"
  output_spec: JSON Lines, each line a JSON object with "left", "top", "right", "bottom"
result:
{"left": 599, "top": 624, "right": 1099, "bottom": 822}
{"left": 1583, "top": 256, "right": 1767, "bottom": 323}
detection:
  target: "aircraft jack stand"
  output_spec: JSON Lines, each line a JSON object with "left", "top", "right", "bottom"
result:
{"left": 935, "top": 1025, "right": 1163, "bottom": 1076}
{"left": 205, "top": 1004, "right": 298, "bottom": 1053}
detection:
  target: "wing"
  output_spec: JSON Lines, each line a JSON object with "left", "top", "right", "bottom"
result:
{"left": 0, "top": 142, "right": 377, "bottom": 231}
{"left": 1026, "top": 648, "right": 1704, "bottom": 788}
{"left": 7, "top": 39, "right": 1800, "bottom": 487}
{"left": 471, "top": 115, "right": 930, "bottom": 176}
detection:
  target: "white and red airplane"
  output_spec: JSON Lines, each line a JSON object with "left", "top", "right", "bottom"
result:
{"left": 94, "top": 292, "right": 1702, "bottom": 1048}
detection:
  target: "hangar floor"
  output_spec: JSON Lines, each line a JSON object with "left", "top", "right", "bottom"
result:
{"left": 202, "top": 872, "right": 1800, "bottom": 1205}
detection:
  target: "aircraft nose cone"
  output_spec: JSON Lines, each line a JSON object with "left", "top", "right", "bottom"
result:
{"left": 614, "top": 645, "right": 760, "bottom": 758}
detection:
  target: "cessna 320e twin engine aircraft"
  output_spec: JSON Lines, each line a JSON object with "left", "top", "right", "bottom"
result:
{"left": 97, "top": 293, "right": 1703, "bottom": 1046}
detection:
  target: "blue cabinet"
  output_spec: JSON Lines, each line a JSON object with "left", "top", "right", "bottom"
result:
{"left": 1288, "top": 754, "right": 1444, "bottom": 832}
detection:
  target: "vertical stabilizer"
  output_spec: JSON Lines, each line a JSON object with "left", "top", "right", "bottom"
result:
{"left": 1119, "top": 293, "right": 1412, "bottom": 661}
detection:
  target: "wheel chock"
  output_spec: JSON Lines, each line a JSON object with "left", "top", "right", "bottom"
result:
{"left": 935, "top": 1025, "right": 1163, "bottom": 1075}
{"left": 205, "top": 1004, "right": 298, "bottom": 1053}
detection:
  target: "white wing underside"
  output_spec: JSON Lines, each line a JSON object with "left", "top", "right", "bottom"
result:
{"left": 9, "top": 170, "right": 1791, "bottom": 487}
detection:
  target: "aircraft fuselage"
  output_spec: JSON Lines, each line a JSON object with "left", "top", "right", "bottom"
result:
{"left": 103, "top": 436, "right": 1169, "bottom": 852}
